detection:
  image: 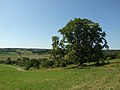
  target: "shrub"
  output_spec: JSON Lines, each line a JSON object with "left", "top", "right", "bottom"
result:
{"left": 16, "top": 58, "right": 21, "bottom": 65}
{"left": 95, "top": 62, "right": 102, "bottom": 66}
{"left": 24, "top": 64, "right": 31, "bottom": 70}
{"left": 105, "top": 54, "right": 117, "bottom": 60}
{"left": 20, "top": 57, "right": 30, "bottom": 67}
{"left": 0, "top": 60, "right": 5, "bottom": 64}
{"left": 95, "top": 61, "right": 109, "bottom": 66}
{"left": 117, "top": 53, "right": 120, "bottom": 58}
{"left": 23, "top": 59, "right": 40, "bottom": 70}
{"left": 53, "top": 59, "right": 61, "bottom": 67}
{"left": 107, "top": 61, "right": 110, "bottom": 64}
{"left": 41, "top": 59, "right": 54, "bottom": 68}
{"left": 33, "top": 60, "right": 40, "bottom": 69}
{"left": 6, "top": 58, "right": 12, "bottom": 64}
{"left": 59, "top": 61, "right": 66, "bottom": 67}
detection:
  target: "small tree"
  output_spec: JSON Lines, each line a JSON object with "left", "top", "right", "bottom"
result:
{"left": 51, "top": 36, "right": 66, "bottom": 66}
{"left": 6, "top": 58, "right": 12, "bottom": 64}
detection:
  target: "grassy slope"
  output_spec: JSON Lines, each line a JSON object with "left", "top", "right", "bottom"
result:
{"left": 0, "top": 59, "right": 120, "bottom": 90}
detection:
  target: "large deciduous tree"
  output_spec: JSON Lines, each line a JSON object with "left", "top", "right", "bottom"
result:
{"left": 51, "top": 18, "right": 109, "bottom": 66}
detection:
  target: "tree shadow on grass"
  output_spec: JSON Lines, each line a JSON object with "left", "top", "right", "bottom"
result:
{"left": 64, "top": 61, "right": 110, "bottom": 69}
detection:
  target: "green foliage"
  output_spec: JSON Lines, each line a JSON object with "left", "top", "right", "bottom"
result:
{"left": 0, "top": 60, "right": 5, "bottom": 64}
{"left": 95, "top": 61, "right": 106, "bottom": 66}
{"left": 33, "top": 60, "right": 40, "bottom": 69}
{"left": 21, "top": 58, "right": 40, "bottom": 70}
{"left": 5, "top": 58, "right": 12, "bottom": 64}
{"left": 51, "top": 36, "right": 65, "bottom": 61}
{"left": 117, "top": 53, "right": 120, "bottom": 58}
{"left": 59, "top": 61, "right": 67, "bottom": 67}
{"left": 105, "top": 53, "right": 117, "bottom": 60}
{"left": 64, "top": 50, "right": 78, "bottom": 64}
{"left": 51, "top": 18, "right": 109, "bottom": 66}
{"left": 103, "top": 50, "right": 120, "bottom": 60}
{"left": 20, "top": 57, "right": 30, "bottom": 67}
{"left": 0, "top": 56, "right": 67, "bottom": 70}
{"left": 41, "top": 59, "right": 54, "bottom": 68}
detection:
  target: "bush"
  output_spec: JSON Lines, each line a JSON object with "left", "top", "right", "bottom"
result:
{"left": 117, "top": 53, "right": 120, "bottom": 58}
{"left": 52, "top": 59, "right": 61, "bottom": 67}
{"left": 0, "top": 60, "right": 5, "bottom": 64}
{"left": 24, "top": 63, "right": 31, "bottom": 70}
{"left": 95, "top": 62, "right": 102, "bottom": 66}
{"left": 33, "top": 60, "right": 40, "bottom": 69}
{"left": 105, "top": 54, "right": 117, "bottom": 60}
{"left": 16, "top": 58, "right": 21, "bottom": 65}
{"left": 41, "top": 59, "right": 54, "bottom": 68}
{"left": 95, "top": 61, "right": 109, "bottom": 66}
{"left": 20, "top": 57, "right": 30, "bottom": 67}
{"left": 59, "top": 61, "right": 66, "bottom": 67}
{"left": 107, "top": 61, "right": 110, "bottom": 64}
{"left": 6, "top": 58, "right": 12, "bottom": 64}
{"left": 24, "top": 59, "right": 40, "bottom": 70}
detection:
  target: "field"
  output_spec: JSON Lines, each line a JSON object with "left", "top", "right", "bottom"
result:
{"left": 0, "top": 51, "right": 50, "bottom": 61}
{"left": 0, "top": 59, "right": 120, "bottom": 90}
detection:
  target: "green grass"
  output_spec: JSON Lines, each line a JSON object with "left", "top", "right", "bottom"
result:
{"left": 0, "top": 59, "right": 120, "bottom": 90}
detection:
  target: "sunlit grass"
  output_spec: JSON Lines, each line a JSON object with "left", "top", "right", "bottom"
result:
{"left": 0, "top": 59, "right": 120, "bottom": 90}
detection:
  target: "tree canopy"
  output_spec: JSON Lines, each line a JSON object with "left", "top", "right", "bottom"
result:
{"left": 51, "top": 18, "right": 109, "bottom": 66}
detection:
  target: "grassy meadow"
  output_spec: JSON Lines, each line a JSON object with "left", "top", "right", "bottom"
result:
{"left": 0, "top": 51, "right": 50, "bottom": 61}
{"left": 0, "top": 59, "right": 120, "bottom": 90}
{"left": 0, "top": 52, "right": 19, "bottom": 60}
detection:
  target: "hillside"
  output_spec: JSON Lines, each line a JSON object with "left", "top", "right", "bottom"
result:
{"left": 0, "top": 59, "right": 120, "bottom": 90}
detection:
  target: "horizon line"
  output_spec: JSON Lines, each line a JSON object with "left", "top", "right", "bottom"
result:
{"left": 0, "top": 47, "right": 51, "bottom": 49}
{"left": 0, "top": 47, "right": 120, "bottom": 50}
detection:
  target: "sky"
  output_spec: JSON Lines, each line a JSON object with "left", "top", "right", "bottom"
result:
{"left": 0, "top": 0, "right": 120, "bottom": 49}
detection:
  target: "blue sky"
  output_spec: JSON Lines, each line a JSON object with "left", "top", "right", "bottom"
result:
{"left": 0, "top": 0, "right": 120, "bottom": 49}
